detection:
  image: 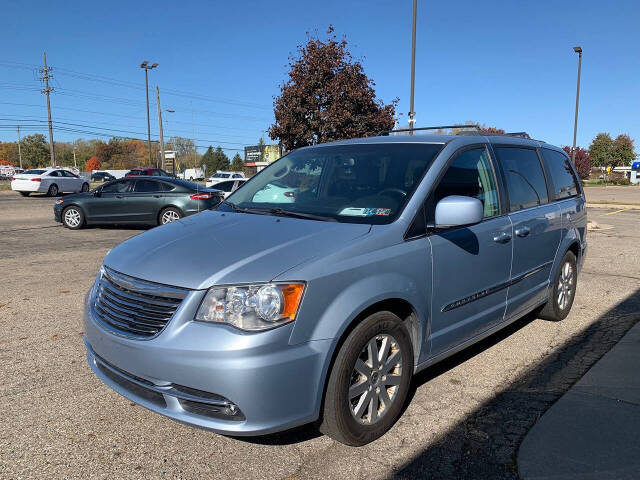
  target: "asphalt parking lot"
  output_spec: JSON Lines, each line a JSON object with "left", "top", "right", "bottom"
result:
{"left": 1, "top": 191, "right": 639, "bottom": 479}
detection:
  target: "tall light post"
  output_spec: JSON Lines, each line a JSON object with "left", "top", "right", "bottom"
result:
{"left": 408, "top": 0, "right": 418, "bottom": 134}
{"left": 571, "top": 46, "right": 582, "bottom": 162}
{"left": 140, "top": 61, "right": 158, "bottom": 165}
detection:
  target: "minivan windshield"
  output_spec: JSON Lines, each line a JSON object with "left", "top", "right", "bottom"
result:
{"left": 221, "top": 143, "right": 443, "bottom": 224}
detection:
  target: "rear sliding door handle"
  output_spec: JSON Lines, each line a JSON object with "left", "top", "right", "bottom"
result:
{"left": 515, "top": 226, "right": 531, "bottom": 237}
{"left": 493, "top": 232, "right": 512, "bottom": 243}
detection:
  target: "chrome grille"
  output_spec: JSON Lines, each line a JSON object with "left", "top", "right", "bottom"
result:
{"left": 92, "top": 267, "right": 187, "bottom": 339}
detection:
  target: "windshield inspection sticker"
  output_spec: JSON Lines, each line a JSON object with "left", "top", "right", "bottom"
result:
{"left": 339, "top": 207, "right": 392, "bottom": 217}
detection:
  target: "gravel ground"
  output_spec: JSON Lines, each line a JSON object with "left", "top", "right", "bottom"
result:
{"left": 0, "top": 191, "right": 638, "bottom": 480}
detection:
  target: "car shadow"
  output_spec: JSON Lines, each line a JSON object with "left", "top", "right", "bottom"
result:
{"left": 391, "top": 288, "right": 640, "bottom": 479}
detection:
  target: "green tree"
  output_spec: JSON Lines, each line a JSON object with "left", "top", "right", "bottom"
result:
{"left": 611, "top": 134, "right": 635, "bottom": 168}
{"left": 231, "top": 153, "right": 244, "bottom": 171}
{"left": 212, "top": 146, "right": 230, "bottom": 171}
{"left": 269, "top": 26, "right": 397, "bottom": 150}
{"left": 20, "top": 134, "right": 49, "bottom": 168}
{"left": 201, "top": 146, "right": 216, "bottom": 174}
{"left": 588, "top": 133, "right": 613, "bottom": 168}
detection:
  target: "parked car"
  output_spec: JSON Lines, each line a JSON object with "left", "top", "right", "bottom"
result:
{"left": 125, "top": 167, "right": 173, "bottom": 177}
{"left": 83, "top": 130, "right": 586, "bottom": 446}
{"left": 209, "top": 178, "right": 247, "bottom": 198}
{"left": 182, "top": 168, "right": 205, "bottom": 181}
{"left": 205, "top": 171, "right": 245, "bottom": 187}
{"left": 54, "top": 176, "right": 223, "bottom": 229}
{"left": 91, "top": 171, "right": 116, "bottom": 182}
{"left": 12, "top": 168, "right": 89, "bottom": 196}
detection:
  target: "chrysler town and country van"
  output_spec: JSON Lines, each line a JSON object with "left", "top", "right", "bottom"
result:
{"left": 84, "top": 129, "right": 586, "bottom": 446}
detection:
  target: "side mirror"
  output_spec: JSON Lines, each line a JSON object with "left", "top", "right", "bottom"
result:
{"left": 435, "top": 195, "right": 483, "bottom": 228}
{"left": 93, "top": 189, "right": 102, "bottom": 197}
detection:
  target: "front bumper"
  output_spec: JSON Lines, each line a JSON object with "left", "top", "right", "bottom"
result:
{"left": 53, "top": 204, "right": 62, "bottom": 222}
{"left": 83, "top": 288, "right": 332, "bottom": 436}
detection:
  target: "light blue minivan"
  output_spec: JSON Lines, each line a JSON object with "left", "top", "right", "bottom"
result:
{"left": 84, "top": 128, "right": 586, "bottom": 445}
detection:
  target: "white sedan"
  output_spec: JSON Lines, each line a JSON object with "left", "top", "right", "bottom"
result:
{"left": 211, "top": 178, "right": 248, "bottom": 198}
{"left": 11, "top": 168, "right": 90, "bottom": 197}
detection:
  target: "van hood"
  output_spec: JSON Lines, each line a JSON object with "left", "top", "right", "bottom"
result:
{"left": 103, "top": 210, "right": 371, "bottom": 290}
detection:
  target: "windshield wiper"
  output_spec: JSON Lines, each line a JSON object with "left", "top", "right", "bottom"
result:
{"left": 261, "top": 208, "right": 338, "bottom": 222}
{"left": 222, "top": 201, "right": 337, "bottom": 222}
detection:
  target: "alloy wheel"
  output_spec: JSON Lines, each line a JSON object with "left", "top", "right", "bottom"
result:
{"left": 161, "top": 210, "right": 180, "bottom": 224}
{"left": 64, "top": 208, "right": 81, "bottom": 228}
{"left": 557, "top": 261, "right": 574, "bottom": 310}
{"left": 349, "top": 334, "right": 403, "bottom": 425}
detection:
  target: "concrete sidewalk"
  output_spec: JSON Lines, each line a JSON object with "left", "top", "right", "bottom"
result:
{"left": 518, "top": 323, "right": 640, "bottom": 479}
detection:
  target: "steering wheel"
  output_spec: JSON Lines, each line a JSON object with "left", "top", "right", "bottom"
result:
{"left": 378, "top": 188, "right": 407, "bottom": 199}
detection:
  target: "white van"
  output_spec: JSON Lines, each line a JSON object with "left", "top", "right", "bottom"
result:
{"left": 183, "top": 168, "right": 205, "bottom": 181}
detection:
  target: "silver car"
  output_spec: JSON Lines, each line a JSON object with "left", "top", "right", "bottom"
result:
{"left": 84, "top": 130, "right": 586, "bottom": 445}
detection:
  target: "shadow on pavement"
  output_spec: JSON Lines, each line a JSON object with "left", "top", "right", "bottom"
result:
{"left": 392, "top": 288, "right": 640, "bottom": 479}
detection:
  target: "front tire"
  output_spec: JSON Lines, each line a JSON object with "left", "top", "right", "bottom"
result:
{"left": 47, "top": 183, "right": 59, "bottom": 197}
{"left": 537, "top": 251, "right": 577, "bottom": 321}
{"left": 319, "top": 311, "right": 413, "bottom": 446}
{"left": 62, "top": 206, "right": 84, "bottom": 229}
{"left": 159, "top": 207, "right": 183, "bottom": 225}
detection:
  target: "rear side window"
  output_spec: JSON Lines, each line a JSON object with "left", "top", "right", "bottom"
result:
{"left": 102, "top": 180, "right": 131, "bottom": 193}
{"left": 494, "top": 147, "right": 548, "bottom": 212}
{"left": 432, "top": 147, "right": 499, "bottom": 218}
{"left": 540, "top": 149, "right": 580, "bottom": 200}
{"left": 134, "top": 179, "right": 162, "bottom": 192}
{"left": 48, "top": 170, "right": 60, "bottom": 177}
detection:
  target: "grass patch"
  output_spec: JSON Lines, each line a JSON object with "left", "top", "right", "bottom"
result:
{"left": 0, "top": 183, "right": 11, "bottom": 191}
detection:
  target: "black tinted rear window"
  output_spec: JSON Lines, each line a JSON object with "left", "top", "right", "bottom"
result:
{"left": 540, "top": 149, "right": 580, "bottom": 200}
{"left": 494, "top": 147, "right": 549, "bottom": 211}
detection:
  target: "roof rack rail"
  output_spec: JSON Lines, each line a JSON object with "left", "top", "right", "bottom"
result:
{"left": 504, "top": 132, "right": 531, "bottom": 139}
{"left": 379, "top": 124, "right": 481, "bottom": 136}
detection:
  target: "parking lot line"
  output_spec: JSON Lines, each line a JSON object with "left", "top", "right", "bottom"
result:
{"left": 602, "top": 208, "right": 628, "bottom": 216}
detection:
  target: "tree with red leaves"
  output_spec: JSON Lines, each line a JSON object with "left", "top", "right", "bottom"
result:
{"left": 86, "top": 156, "right": 101, "bottom": 171}
{"left": 269, "top": 27, "right": 397, "bottom": 151}
{"left": 562, "top": 146, "right": 592, "bottom": 180}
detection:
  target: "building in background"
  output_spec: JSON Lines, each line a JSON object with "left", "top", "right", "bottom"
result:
{"left": 244, "top": 144, "right": 282, "bottom": 174}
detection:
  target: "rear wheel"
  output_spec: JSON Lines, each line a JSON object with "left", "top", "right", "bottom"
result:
{"left": 19, "top": 191, "right": 30, "bottom": 197}
{"left": 47, "top": 183, "right": 59, "bottom": 197}
{"left": 537, "top": 251, "right": 577, "bottom": 321}
{"left": 319, "top": 311, "right": 413, "bottom": 446}
{"left": 62, "top": 206, "right": 84, "bottom": 229}
{"left": 159, "top": 207, "right": 182, "bottom": 225}
{"left": 81, "top": 183, "right": 89, "bottom": 192}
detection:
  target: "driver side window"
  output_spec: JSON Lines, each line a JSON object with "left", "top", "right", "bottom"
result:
{"left": 432, "top": 147, "right": 499, "bottom": 219}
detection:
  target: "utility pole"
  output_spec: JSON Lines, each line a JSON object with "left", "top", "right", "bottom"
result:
{"left": 16, "top": 126, "right": 22, "bottom": 169}
{"left": 73, "top": 144, "right": 77, "bottom": 169}
{"left": 156, "top": 86, "right": 165, "bottom": 170}
{"left": 408, "top": 0, "right": 418, "bottom": 134}
{"left": 571, "top": 46, "right": 583, "bottom": 162}
{"left": 40, "top": 52, "right": 55, "bottom": 166}
{"left": 140, "top": 61, "right": 158, "bottom": 165}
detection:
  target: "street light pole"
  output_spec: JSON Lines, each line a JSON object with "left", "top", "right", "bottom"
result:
{"left": 156, "top": 86, "right": 165, "bottom": 170}
{"left": 571, "top": 46, "right": 582, "bottom": 162}
{"left": 408, "top": 0, "right": 418, "bottom": 134}
{"left": 140, "top": 61, "right": 158, "bottom": 165}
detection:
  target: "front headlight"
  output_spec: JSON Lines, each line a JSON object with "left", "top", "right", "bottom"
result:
{"left": 195, "top": 283, "right": 305, "bottom": 331}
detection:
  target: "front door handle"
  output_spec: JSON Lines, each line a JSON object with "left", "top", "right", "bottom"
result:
{"left": 493, "top": 232, "right": 512, "bottom": 244}
{"left": 515, "top": 226, "right": 531, "bottom": 237}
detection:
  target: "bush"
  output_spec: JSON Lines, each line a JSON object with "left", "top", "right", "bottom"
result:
{"left": 563, "top": 146, "right": 592, "bottom": 180}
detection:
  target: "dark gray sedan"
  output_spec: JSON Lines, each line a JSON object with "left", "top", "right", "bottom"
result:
{"left": 54, "top": 176, "right": 223, "bottom": 229}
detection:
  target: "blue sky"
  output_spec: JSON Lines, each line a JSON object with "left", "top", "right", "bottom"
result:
{"left": 1, "top": 0, "right": 638, "bottom": 157}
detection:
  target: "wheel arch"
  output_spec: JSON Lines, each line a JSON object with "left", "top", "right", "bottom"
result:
{"left": 313, "top": 297, "right": 422, "bottom": 426}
